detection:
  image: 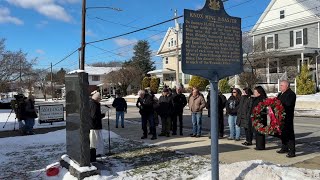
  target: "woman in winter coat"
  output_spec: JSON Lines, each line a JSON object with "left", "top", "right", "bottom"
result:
{"left": 236, "top": 88, "right": 253, "bottom": 146}
{"left": 226, "top": 88, "right": 241, "bottom": 140}
{"left": 250, "top": 86, "right": 267, "bottom": 150}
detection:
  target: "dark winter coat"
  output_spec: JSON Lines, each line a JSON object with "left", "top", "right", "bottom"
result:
{"left": 236, "top": 95, "right": 252, "bottom": 128}
{"left": 24, "top": 99, "right": 38, "bottom": 119}
{"left": 226, "top": 96, "right": 240, "bottom": 116}
{"left": 277, "top": 88, "right": 296, "bottom": 132}
{"left": 158, "top": 94, "right": 174, "bottom": 117}
{"left": 249, "top": 96, "right": 267, "bottom": 126}
{"left": 89, "top": 99, "right": 105, "bottom": 130}
{"left": 206, "top": 92, "right": 226, "bottom": 119}
{"left": 112, "top": 97, "right": 127, "bottom": 112}
{"left": 136, "top": 93, "right": 154, "bottom": 115}
{"left": 173, "top": 93, "right": 187, "bottom": 114}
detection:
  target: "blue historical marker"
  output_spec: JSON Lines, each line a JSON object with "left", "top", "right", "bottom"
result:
{"left": 182, "top": 0, "right": 243, "bottom": 179}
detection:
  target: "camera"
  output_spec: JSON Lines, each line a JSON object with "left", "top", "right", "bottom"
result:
{"left": 10, "top": 94, "right": 27, "bottom": 120}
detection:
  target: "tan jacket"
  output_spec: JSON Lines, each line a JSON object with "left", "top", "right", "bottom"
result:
{"left": 189, "top": 94, "right": 206, "bottom": 112}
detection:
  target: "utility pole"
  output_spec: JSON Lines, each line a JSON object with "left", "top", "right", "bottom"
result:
{"left": 80, "top": 0, "right": 86, "bottom": 70}
{"left": 19, "top": 56, "right": 22, "bottom": 93}
{"left": 174, "top": 10, "right": 180, "bottom": 86}
{"left": 51, "top": 62, "right": 54, "bottom": 99}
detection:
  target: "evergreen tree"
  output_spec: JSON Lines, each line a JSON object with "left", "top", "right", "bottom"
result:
{"left": 141, "top": 77, "right": 151, "bottom": 90}
{"left": 297, "top": 65, "right": 315, "bottom": 95}
{"left": 219, "top": 78, "right": 231, "bottom": 93}
{"left": 150, "top": 77, "right": 160, "bottom": 94}
{"left": 189, "top": 76, "right": 209, "bottom": 91}
{"left": 127, "top": 40, "right": 155, "bottom": 75}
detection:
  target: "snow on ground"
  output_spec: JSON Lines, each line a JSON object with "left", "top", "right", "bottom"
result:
{"left": 0, "top": 109, "right": 65, "bottom": 132}
{"left": 0, "top": 129, "right": 319, "bottom": 180}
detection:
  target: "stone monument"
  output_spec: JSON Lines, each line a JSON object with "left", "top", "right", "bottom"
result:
{"left": 61, "top": 72, "right": 99, "bottom": 179}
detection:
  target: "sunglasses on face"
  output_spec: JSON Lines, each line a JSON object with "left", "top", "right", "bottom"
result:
{"left": 232, "top": 92, "right": 237, "bottom": 93}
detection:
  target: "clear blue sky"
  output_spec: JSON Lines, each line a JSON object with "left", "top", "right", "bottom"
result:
{"left": 0, "top": 0, "right": 270, "bottom": 72}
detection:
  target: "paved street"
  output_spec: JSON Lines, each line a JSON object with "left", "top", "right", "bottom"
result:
{"left": 101, "top": 106, "right": 320, "bottom": 169}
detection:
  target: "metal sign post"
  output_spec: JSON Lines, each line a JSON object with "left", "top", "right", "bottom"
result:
{"left": 210, "top": 76, "right": 219, "bottom": 180}
{"left": 181, "top": 0, "right": 243, "bottom": 179}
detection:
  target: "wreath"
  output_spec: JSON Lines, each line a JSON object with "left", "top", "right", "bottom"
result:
{"left": 251, "top": 98, "right": 286, "bottom": 135}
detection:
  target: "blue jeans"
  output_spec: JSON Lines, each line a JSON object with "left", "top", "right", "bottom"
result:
{"left": 191, "top": 112, "right": 202, "bottom": 135}
{"left": 228, "top": 115, "right": 240, "bottom": 139}
{"left": 24, "top": 118, "right": 35, "bottom": 133}
{"left": 141, "top": 113, "right": 156, "bottom": 137}
{"left": 116, "top": 111, "right": 125, "bottom": 127}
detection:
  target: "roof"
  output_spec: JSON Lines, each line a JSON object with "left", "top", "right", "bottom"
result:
{"left": 147, "top": 68, "right": 176, "bottom": 75}
{"left": 68, "top": 66, "right": 121, "bottom": 75}
{"left": 251, "top": 0, "right": 320, "bottom": 34}
{"left": 157, "top": 26, "right": 183, "bottom": 56}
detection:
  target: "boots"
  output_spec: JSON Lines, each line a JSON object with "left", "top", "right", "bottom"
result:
{"left": 90, "top": 148, "right": 96, "bottom": 162}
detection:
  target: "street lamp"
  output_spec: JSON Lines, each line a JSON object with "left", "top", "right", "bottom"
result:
{"left": 80, "top": 0, "right": 122, "bottom": 70}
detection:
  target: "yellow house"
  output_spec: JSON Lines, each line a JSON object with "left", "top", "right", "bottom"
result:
{"left": 148, "top": 11, "right": 192, "bottom": 88}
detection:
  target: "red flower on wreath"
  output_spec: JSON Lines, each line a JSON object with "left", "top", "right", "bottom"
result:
{"left": 251, "top": 98, "right": 286, "bottom": 135}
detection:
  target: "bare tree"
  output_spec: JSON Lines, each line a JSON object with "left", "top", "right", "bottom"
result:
{"left": 0, "top": 39, "right": 36, "bottom": 92}
{"left": 104, "top": 65, "right": 143, "bottom": 95}
{"left": 240, "top": 33, "right": 283, "bottom": 89}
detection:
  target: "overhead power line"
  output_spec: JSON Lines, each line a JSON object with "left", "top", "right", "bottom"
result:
{"left": 86, "top": 15, "right": 183, "bottom": 45}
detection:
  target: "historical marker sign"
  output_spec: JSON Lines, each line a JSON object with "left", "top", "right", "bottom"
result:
{"left": 182, "top": 0, "right": 243, "bottom": 80}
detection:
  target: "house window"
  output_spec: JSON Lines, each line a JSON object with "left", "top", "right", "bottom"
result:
{"left": 280, "top": 10, "right": 285, "bottom": 19}
{"left": 266, "top": 35, "right": 274, "bottom": 49}
{"left": 174, "top": 40, "right": 177, "bottom": 46}
{"left": 295, "top": 30, "right": 303, "bottom": 46}
{"left": 92, "top": 75, "right": 100, "bottom": 81}
{"left": 168, "top": 42, "right": 170, "bottom": 47}
{"left": 184, "top": 74, "right": 191, "bottom": 84}
{"left": 165, "top": 57, "right": 168, "bottom": 64}
{"left": 171, "top": 38, "right": 174, "bottom": 47}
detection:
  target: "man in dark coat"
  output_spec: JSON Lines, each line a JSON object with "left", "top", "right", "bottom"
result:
{"left": 158, "top": 88, "right": 174, "bottom": 137}
{"left": 112, "top": 93, "right": 127, "bottom": 128}
{"left": 172, "top": 86, "right": 187, "bottom": 136}
{"left": 208, "top": 91, "right": 226, "bottom": 139}
{"left": 277, "top": 80, "right": 296, "bottom": 158}
{"left": 136, "top": 90, "right": 157, "bottom": 140}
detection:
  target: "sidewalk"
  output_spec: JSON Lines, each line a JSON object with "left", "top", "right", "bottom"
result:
{"left": 102, "top": 111, "right": 320, "bottom": 170}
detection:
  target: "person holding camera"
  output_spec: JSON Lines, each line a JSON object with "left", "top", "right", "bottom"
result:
{"left": 23, "top": 95, "right": 38, "bottom": 135}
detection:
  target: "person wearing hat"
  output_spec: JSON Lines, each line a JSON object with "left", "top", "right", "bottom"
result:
{"left": 158, "top": 88, "right": 174, "bottom": 137}
{"left": 23, "top": 94, "right": 38, "bottom": 135}
{"left": 89, "top": 92, "right": 105, "bottom": 159}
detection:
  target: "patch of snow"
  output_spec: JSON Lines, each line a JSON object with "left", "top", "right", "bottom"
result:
{"left": 195, "top": 160, "right": 320, "bottom": 180}
{"left": 61, "top": 155, "right": 97, "bottom": 172}
{"left": 0, "top": 109, "right": 66, "bottom": 132}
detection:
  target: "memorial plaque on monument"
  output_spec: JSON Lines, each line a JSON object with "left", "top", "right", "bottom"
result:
{"left": 65, "top": 72, "right": 91, "bottom": 167}
{"left": 182, "top": 0, "right": 243, "bottom": 80}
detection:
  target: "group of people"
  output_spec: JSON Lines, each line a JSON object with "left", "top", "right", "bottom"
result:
{"left": 136, "top": 85, "right": 188, "bottom": 140}
{"left": 225, "top": 80, "right": 296, "bottom": 158}
{"left": 88, "top": 79, "right": 297, "bottom": 159}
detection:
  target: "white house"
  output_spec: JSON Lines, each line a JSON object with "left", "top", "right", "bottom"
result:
{"left": 148, "top": 10, "right": 192, "bottom": 88}
{"left": 248, "top": 0, "right": 320, "bottom": 91}
{"left": 68, "top": 66, "right": 121, "bottom": 95}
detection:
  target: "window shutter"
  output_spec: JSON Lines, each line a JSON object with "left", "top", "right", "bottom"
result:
{"left": 275, "top": 34, "right": 279, "bottom": 49}
{"left": 261, "top": 36, "right": 265, "bottom": 51}
{"left": 290, "top": 31, "right": 294, "bottom": 47}
{"left": 303, "top": 28, "right": 308, "bottom": 45}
